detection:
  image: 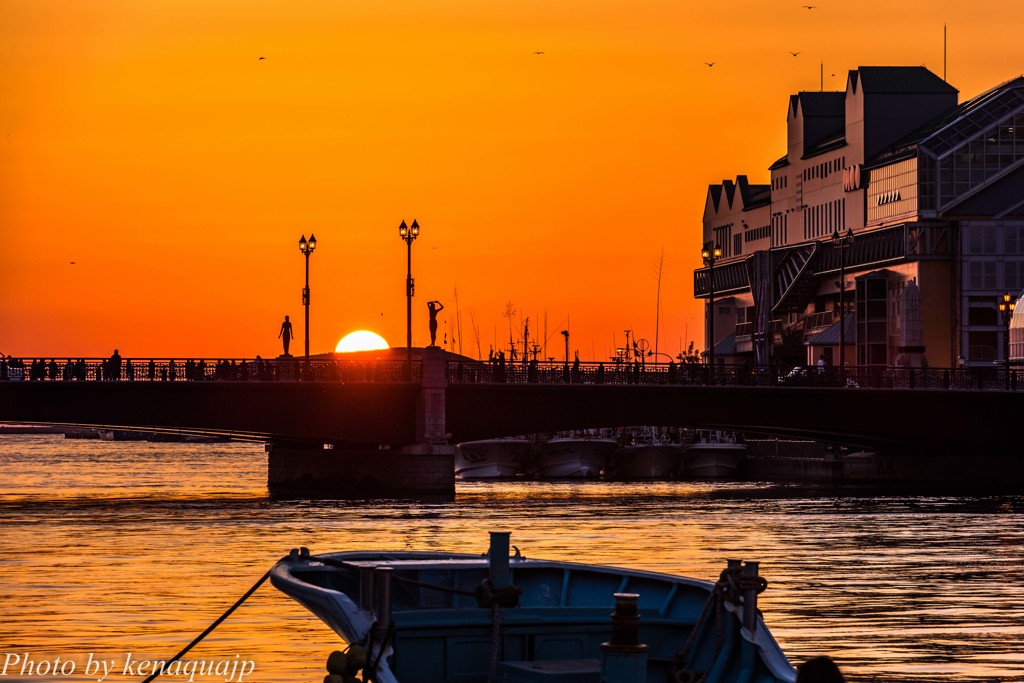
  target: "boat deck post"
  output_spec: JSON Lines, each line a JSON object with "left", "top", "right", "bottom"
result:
{"left": 600, "top": 592, "right": 648, "bottom": 682}
{"left": 359, "top": 565, "right": 375, "bottom": 611}
{"left": 488, "top": 531, "right": 512, "bottom": 590}
{"left": 742, "top": 561, "right": 759, "bottom": 632}
{"left": 375, "top": 567, "right": 393, "bottom": 634}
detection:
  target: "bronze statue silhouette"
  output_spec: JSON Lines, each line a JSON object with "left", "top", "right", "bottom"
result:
{"left": 427, "top": 301, "right": 444, "bottom": 347}
{"left": 278, "top": 315, "right": 294, "bottom": 356}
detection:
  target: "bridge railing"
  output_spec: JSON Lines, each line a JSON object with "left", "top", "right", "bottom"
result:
{"left": 445, "top": 360, "right": 1019, "bottom": 391}
{"left": 0, "top": 357, "right": 421, "bottom": 383}
{"left": 2, "top": 355, "right": 1018, "bottom": 391}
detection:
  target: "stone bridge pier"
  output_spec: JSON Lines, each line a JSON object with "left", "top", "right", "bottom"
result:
{"left": 266, "top": 348, "right": 456, "bottom": 498}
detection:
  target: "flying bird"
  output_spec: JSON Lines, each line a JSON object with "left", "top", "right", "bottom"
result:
{"left": 533, "top": 51, "right": 544, "bottom": 55}
{"left": 69, "top": 261, "right": 76, "bottom": 265}
{"left": 790, "top": 51, "right": 801, "bottom": 57}
{"left": 802, "top": 4, "right": 816, "bottom": 8}
{"left": 258, "top": 56, "right": 266, "bottom": 60}
{"left": 704, "top": 62, "right": 716, "bottom": 67}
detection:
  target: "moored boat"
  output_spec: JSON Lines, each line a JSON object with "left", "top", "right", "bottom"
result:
{"left": 683, "top": 430, "right": 747, "bottom": 479}
{"left": 612, "top": 426, "right": 682, "bottom": 479}
{"left": 534, "top": 429, "right": 617, "bottom": 478}
{"left": 270, "top": 531, "right": 796, "bottom": 683}
{"left": 454, "top": 436, "right": 532, "bottom": 479}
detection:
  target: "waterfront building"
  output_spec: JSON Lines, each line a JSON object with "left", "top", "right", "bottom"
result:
{"left": 1010, "top": 292, "right": 1024, "bottom": 363}
{"left": 697, "top": 66, "right": 1024, "bottom": 370}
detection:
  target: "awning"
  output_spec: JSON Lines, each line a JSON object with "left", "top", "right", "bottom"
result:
{"left": 804, "top": 316, "right": 856, "bottom": 346}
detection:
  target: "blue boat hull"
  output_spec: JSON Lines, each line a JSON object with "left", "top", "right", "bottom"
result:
{"left": 270, "top": 547, "right": 796, "bottom": 683}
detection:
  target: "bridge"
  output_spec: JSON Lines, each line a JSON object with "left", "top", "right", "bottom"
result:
{"left": 1, "top": 350, "right": 1021, "bottom": 494}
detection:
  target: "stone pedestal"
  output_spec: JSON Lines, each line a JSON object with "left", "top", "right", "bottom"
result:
{"left": 417, "top": 346, "right": 450, "bottom": 443}
{"left": 276, "top": 355, "right": 298, "bottom": 380}
{"left": 265, "top": 346, "right": 456, "bottom": 498}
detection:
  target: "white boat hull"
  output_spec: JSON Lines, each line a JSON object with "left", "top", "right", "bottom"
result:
{"left": 536, "top": 436, "right": 616, "bottom": 478}
{"left": 684, "top": 444, "right": 746, "bottom": 478}
{"left": 614, "top": 443, "right": 682, "bottom": 479}
{"left": 454, "top": 437, "right": 531, "bottom": 479}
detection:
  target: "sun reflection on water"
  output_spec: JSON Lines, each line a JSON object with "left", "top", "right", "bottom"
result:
{"left": 1, "top": 435, "right": 1022, "bottom": 682}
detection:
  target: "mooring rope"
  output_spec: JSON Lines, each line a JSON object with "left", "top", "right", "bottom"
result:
{"left": 141, "top": 569, "right": 272, "bottom": 683}
{"left": 671, "top": 564, "right": 768, "bottom": 682}
{"left": 361, "top": 620, "right": 394, "bottom": 683}
{"left": 487, "top": 604, "right": 502, "bottom": 683}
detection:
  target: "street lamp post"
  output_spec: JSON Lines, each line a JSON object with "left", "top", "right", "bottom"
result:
{"left": 701, "top": 242, "right": 722, "bottom": 373}
{"left": 832, "top": 228, "right": 854, "bottom": 383}
{"left": 999, "top": 291, "right": 1016, "bottom": 390}
{"left": 560, "top": 330, "right": 570, "bottom": 383}
{"left": 298, "top": 233, "right": 317, "bottom": 372}
{"left": 398, "top": 219, "right": 420, "bottom": 366}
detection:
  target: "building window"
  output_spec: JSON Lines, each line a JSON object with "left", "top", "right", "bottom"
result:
{"left": 1006, "top": 260, "right": 1024, "bottom": 293}
{"left": 856, "top": 275, "right": 890, "bottom": 367}
{"left": 968, "top": 306, "right": 998, "bottom": 326}
{"left": 968, "top": 261, "right": 997, "bottom": 289}
{"left": 967, "top": 224, "right": 998, "bottom": 254}
{"left": 714, "top": 226, "right": 730, "bottom": 257}
{"left": 968, "top": 331, "right": 998, "bottom": 363}
{"left": 1005, "top": 224, "right": 1024, "bottom": 254}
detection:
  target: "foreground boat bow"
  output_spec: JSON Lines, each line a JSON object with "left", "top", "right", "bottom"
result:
{"left": 270, "top": 532, "right": 796, "bottom": 683}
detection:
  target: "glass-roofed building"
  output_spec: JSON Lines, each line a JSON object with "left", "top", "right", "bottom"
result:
{"left": 1010, "top": 292, "right": 1024, "bottom": 363}
{"left": 696, "top": 66, "right": 1024, "bottom": 370}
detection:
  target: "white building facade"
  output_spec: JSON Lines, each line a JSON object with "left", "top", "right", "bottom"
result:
{"left": 697, "top": 66, "right": 1024, "bottom": 370}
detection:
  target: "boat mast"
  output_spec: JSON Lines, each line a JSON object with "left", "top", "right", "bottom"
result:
{"left": 654, "top": 248, "right": 664, "bottom": 364}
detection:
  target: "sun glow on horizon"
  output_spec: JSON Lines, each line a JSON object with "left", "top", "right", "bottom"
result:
{"left": 335, "top": 330, "right": 390, "bottom": 353}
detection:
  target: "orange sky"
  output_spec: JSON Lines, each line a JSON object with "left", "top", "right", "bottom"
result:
{"left": 1, "top": 0, "right": 1021, "bottom": 360}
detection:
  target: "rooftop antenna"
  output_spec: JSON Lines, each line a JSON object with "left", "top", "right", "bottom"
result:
{"left": 943, "top": 23, "right": 947, "bottom": 82}
{"left": 820, "top": 61, "right": 823, "bottom": 91}
{"left": 453, "top": 286, "right": 463, "bottom": 356}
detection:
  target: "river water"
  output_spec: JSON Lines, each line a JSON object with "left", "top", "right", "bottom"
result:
{"left": 0, "top": 435, "right": 1022, "bottom": 683}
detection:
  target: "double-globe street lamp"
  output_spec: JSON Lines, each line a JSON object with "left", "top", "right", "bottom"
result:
{"left": 832, "top": 228, "right": 854, "bottom": 383}
{"left": 398, "top": 219, "right": 421, "bottom": 366}
{"left": 298, "top": 233, "right": 317, "bottom": 370}
{"left": 999, "top": 291, "right": 1016, "bottom": 390}
{"left": 701, "top": 242, "right": 722, "bottom": 372}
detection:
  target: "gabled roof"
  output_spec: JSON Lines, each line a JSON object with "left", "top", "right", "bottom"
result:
{"left": 707, "top": 184, "right": 723, "bottom": 211}
{"left": 744, "top": 184, "right": 771, "bottom": 209}
{"left": 723, "top": 179, "right": 738, "bottom": 206}
{"left": 802, "top": 133, "right": 847, "bottom": 160}
{"left": 867, "top": 75, "right": 1024, "bottom": 168}
{"left": 850, "top": 66, "right": 958, "bottom": 95}
{"left": 791, "top": 91, "right": 845, "bottom": 118}
{"left": 711, "top": 333, "right": 737, "bottom": 357}
{"left": 707, "top": 176, "right": 771, "bottom": 214}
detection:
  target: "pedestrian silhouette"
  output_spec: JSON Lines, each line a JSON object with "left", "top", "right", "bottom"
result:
{"left": 110, "top": 349, "right": 123, "bottom": 381}
{"left": 279, "top": 316, "right": 294, "bottom": 356}
{"left": 427, "top": 301, "right": 444, "bottom": 347}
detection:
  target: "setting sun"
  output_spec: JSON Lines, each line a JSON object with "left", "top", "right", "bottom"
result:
{"left": 335, "top": 330, "right": 390, "bottom": 353}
